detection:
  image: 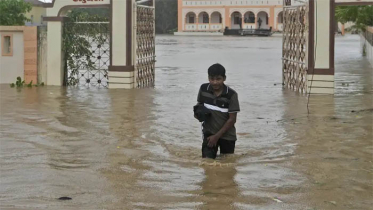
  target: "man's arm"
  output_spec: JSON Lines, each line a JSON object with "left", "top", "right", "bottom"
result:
{"left": 194, "top": 87, "right": 203, "bottom": 120}
{"left": 194, "top": 105, "right": 201, "bottom": 120}
{"left": 207, "top": 113, "right": 237, "bottom": 147}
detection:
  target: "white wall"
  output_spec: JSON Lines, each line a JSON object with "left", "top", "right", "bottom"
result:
{"left": 361, "top": 34, "right": 373, "bottom": 67}
{"left": 0, "top": 32, "right": 24, "bottom": 84}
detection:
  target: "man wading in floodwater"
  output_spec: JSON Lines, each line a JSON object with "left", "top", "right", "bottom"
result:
{"left": 194, "top": 64, "right": 240, "bottom": 159}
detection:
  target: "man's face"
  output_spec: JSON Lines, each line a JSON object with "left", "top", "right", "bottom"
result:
{"left": 208, "top": 75, "right": 226, "bottom": 90}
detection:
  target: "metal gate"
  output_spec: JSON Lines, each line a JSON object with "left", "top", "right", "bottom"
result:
{"left": 134, "top": 3, "right": 156, "bottom": 88}
{"left": 282, "top": 2, "right": 309, "bottom": 93}
{"left": 64, "top": 21, "right": 110, "bottom": 88}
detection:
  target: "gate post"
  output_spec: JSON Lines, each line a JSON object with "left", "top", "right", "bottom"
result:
{"left": 108, "top": 0, "right": 135, "bottom": 89}
{"left": 307, "top": 0, "right": 335, "bottom": 94}
{"left": 46, "top": 20, "right": 64, "bottom": 86}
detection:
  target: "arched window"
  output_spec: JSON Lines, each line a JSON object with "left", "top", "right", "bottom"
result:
{"left": 244, "top": 12, "right": 255, "bottom": 23}
{"left": 211, "top": 12, "right": 222, "bottom": 24}
{"left": 278, "top": 11, "right": 283, "bottom": 24}
{"left": 198, "top": 12, "right": 209, "bottom": 24}
{"left": 203, "top": 13, "right": 209, "bottom": 23}
{"left": 186, "top": 12, "right": 196, "bottom": 24}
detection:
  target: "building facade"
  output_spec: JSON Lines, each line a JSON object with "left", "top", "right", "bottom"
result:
{"left": 177, "top": 0, "right": 285, "bottom": 32}
{"left": 24, "top": 0, "right": 47, "bottom": 26}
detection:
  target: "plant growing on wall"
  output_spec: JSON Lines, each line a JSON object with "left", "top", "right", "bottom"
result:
{"left": 62, "top": 9, "right": 109, "bottom": 86}
{"left": 10, "top": 77, "right": 44, "bottom": 88}
{"left": 0, "top": 0, "right": 32, "bottom": 25}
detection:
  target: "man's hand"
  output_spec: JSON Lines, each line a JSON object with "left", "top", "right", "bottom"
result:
{"left": 207, "top": 135, "right": 219, "bottom": 147}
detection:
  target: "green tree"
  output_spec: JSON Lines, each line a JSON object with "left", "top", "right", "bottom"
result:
{"left": 155, "top": 0, "right": 178, "bottom": 34}
{"left": 335, "top": 5, "right": 373, "bottom": 31}
{"left": 0, "top": 0, "right": 32, "bottom": 26}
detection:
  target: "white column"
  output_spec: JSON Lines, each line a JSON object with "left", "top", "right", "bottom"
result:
{"left": 46, "top": 21, "right": 63, "bottom": 86}
{"left": 314, "top": 0, "right": 330, "bottom": 69}
{"left": 108, "top": 0, "right": 134, "bottom": 89}
{"left": 196, "top": 17, "right": 199, "bottom": 31}
{"left": 112, "top": 0, "right": 127, "bottom": 66}
{"left": 307, "top": 0, "right": 335, "bottom": 94}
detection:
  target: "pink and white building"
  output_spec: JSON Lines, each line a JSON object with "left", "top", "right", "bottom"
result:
{"left": 177, "top": 0, "right": 286, "bottom": 32}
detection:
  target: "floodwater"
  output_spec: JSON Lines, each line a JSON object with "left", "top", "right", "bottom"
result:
{"left": 0, "top": 34, "right": 372, "bottom": 210}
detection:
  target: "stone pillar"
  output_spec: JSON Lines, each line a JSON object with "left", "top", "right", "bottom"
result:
{"left": 254, "top": 15, "right": 257, "bottom": 29}
{"left": 241, "top": 15, "right": 244, "bottom": 29}
{"left": 307, "top": 0, "right": 335, "bottom": 94}
{"left": 23, "top": 26, "right": 38, "bottom": 84}
{"left": 225, "top": 8, "right": 230, "bottom": 29}
{"left": 269, "top": 7, "right": 275, "bottom": 30}
{"left": 196, "top": 17, "right": 199, "bottom": 31}
{"left": 221, "top": 13, "right": 224, "bottom": 30}
{"left": 209, "top": 14, "right": 211, "bottom": 31}
{"left": 108, "top": 0, "right": 134, "bottom": 89}
{"left": 46, "top": 21, "right": 63, "bottom": 86}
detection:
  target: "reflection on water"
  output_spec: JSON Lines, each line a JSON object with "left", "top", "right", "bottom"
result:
{"left": 0, "top": 35, "right": 372, "bottom": 209}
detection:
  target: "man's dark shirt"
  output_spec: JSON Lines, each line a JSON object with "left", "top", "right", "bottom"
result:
{"left": 197, "top": 83, "right": 240, "bottom": 141}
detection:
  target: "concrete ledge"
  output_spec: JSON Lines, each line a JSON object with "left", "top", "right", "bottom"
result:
{"left": 108, "top": 76, "right": 133, "bottom": 84}
{"left": 109, "top": 83, "right": 134, "bottom": 89}
{"left": 0, "top": 26, "right": 24, "bottom": 32}
{"left": 271, "top": 33, "right": 283, "bottom": 37}
{"left": 307, "top": 75, "right": 334, "bottom": 81}
{"left": 307, "top": 87, "right": 334, "bottom": 94}
{"left": 308, "top": 81, "right": 334, "bottom": 88}
{"left": 306, "top": 74, "right": 335, "bottom": 94}
{"left": 174, "top": 32, "right": 223, "bottom": 36}
{"left": 108, "top": 71, "right": 134, "bottom": 77}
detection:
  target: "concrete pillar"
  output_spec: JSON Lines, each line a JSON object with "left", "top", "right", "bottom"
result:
{"left": 209, "top": 14, "right": 211, "bottom": 31}
{"left": 225, "top": 8, "right": 230, "bottom": 29}
{"left": 196, "top": 17, "right": 199, "bottom": 31}
{"left": 269, "top": 7, "right": 275, "bottom": 30}
{"left": 23, "top": 26, "right": 38, "bottom": 84}
{"left": 307, "top": 0, "right": 335, "bottom": 94}
{"left": 46, "top": 21, "right": 63, "bottom": 86}
{"left": 241, "top": 15, "right": 244, "bottom": 29}
{"left": 254, "top": 15, "right": 257, "bottom": 29}
{"left": 178, "top": 0, "right": 183, "bottom": 32}
{"left": 108, "top": 0, "right": 134, "bottom": 89}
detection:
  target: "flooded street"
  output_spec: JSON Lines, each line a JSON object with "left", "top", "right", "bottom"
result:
{"left": 0, "top": 34, "right": 372, "bottom": 210}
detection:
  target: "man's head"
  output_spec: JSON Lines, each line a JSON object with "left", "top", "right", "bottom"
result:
{"left": 208, "top": 63, "right": 226, "bottom": 90}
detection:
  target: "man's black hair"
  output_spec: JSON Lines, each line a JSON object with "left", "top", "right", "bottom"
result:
{"left": 208, "top": 63, "right": 226, "bottom": 77}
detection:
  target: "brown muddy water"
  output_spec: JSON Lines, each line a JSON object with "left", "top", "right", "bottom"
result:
{"left": 0, "top": 35, "right": 372, "bottom": 210}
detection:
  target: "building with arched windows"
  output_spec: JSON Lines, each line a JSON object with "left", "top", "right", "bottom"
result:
{"left": 177, "top": 0, "right": 287, "bottom": 33}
